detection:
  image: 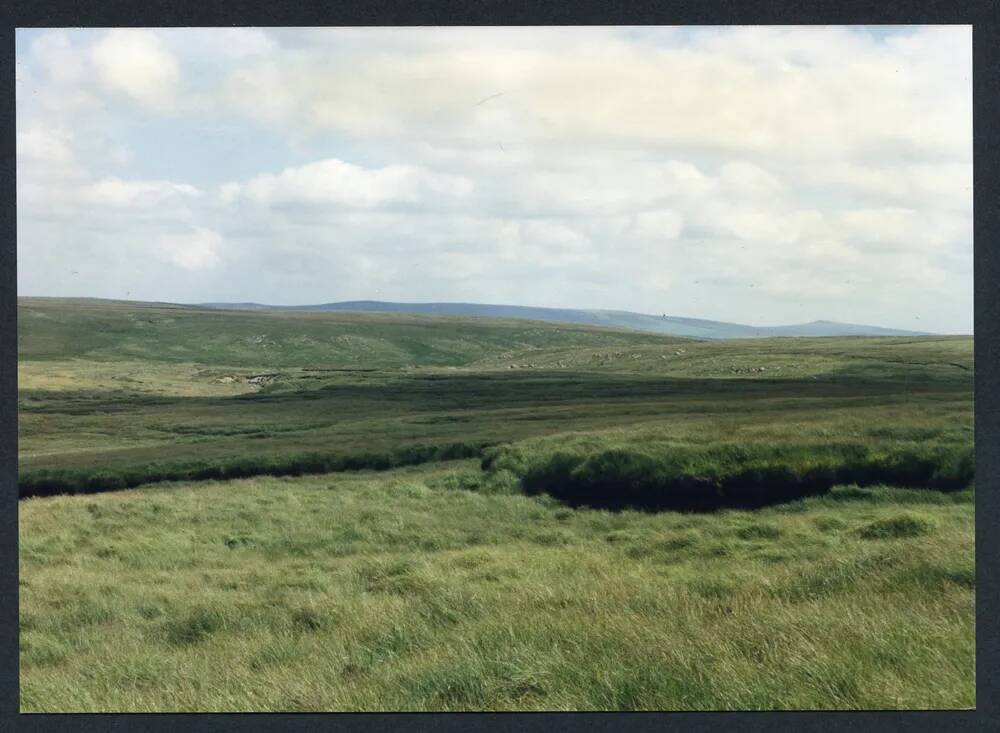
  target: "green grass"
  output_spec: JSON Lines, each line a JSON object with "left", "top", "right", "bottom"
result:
{"left": 17, "top": 297, "right": 975, "bottom": 710}
{"left": 485, "top": 440, "right": 973, "bottom": 511}
{"left": 19, "top": 463, "right": 974, "bottom": 711}
{"left": 18, "top": 297, "right": 681, "bottom": 367}
{"left": 19, "top": 299, "right": 972, "bottom": 506}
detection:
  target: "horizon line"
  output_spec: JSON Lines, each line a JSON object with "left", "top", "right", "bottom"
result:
{"left": 16, "top": 294, "right": 966, "bottom": 336}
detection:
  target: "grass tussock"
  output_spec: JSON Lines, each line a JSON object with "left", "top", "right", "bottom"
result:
{"left": 19, "top": 302, "right": 972, "bottom": 508}
{"left": 857, "top": 514, "right": 935, "bottom": 540}
{"left": 19, "top": 462, "right": 975, "bottom": 711}
{"left": 483, "top": 441, "right": 973, "bottom": 511}
{"left": 17, "top": 301, "right": 975, "bottom": 710}
{"left": 19, "top": 441, "right": 487, "bottom": 498}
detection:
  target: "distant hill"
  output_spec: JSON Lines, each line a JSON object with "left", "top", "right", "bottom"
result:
{"left": 17, "top": 296, "right": 687, "bottom": 368}
{"left": 197, "top": 300, "right": 929, "bottom": 340}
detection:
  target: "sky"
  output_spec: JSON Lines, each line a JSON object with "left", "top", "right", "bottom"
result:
{"left": 15, "top": 26, "right": 972, "bottom": 333}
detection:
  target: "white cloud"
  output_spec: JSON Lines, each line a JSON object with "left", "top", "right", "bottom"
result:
{"left": 159, "top": 27, "right": 277, "bottom": 60}
{"left": 223, "top": 158, "right": 473, "bottom": 211}
{"left": 16, "top": 126, "right": 75, "bottom": 167}
{"left": 632, "top": 210, "right": 684, "bottom": 241}
{"left": 14, "top": 26, "right": 973, "bottom": 333}
{"left": 718, "top": 162, "right": 785, "bottom": 199}
{"left": 837, "top": 207, "right": 971, "bottom": 253}
{"left": 91, "top": 30, "right": 179, "bottom": 110}
{"left": 159, "top": 227, "right": 223, "bottom": 271}
{"left": 16, "top": 126, "right": 87, "bottom": 203}
{"left": 83, "top": 177, "right": 201, "bottom": 207}
{"left": 216, "top": 26, "right": 969, "bottom": 166}
{"left": 27, "top": 30, "right": 86, "bottom": 85}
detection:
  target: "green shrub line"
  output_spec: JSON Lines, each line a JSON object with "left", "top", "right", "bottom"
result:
{"left": 18, "top": 442, "right": 488, "bottom": 499}
{"left": 21, "top": 439, "right": 974, "bottom": 511}
{"left": 482, "top": 441, "right": 974, "bottom": 511}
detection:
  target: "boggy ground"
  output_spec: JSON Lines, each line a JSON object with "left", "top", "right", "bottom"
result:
{"left": 17, "top": 298, "right": 975, "bottom": 710}
{"left": 19, "top": 463, "right": 974, "bottom": 712}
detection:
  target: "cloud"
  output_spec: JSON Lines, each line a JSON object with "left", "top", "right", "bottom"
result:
{"left": 158, "top": 227, "right": 223, "bottom": 271}
{"left": 718, "top": 162, "right": 785, "bottom": 199}
{"left": 222, "top": 158, "right": 473, "bottom": 211}
{"left": 26, "top": 30, "right": 86, "bottom": 86}
{"left": 837, "top": 207, "right": 971, "bottom": 254}
{"left": 216, "top": 27, "right": 969, "bottom": 165}
{"left": 632, "top": 210, "right": 684, "bottom": 241}
{"left": 14, "top": 26, "right": 973, "bottom": 333}
{"left": 83, "top": 177, "right": 201, "bottom": 207}
{"left": 16, "top": 126, "right": 88, "bottom": 206}
{"left": 16, "top": 126, "right": 75, "bottom": 168}
{"left": 158, "top": 27, "right": 277, "bottom": 60}
{"left": 91, "top": 29, "right": 179, "bottom": 110}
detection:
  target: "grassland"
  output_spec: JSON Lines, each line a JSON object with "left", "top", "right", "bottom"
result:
{"left": 17, "top": 297, "right": 975, "bottom": 711}
{"left": 20, "top": 465, "right": 974, "bottom": 711}
{"left": 18, "top": 298, "right": 972, "bottom": 502}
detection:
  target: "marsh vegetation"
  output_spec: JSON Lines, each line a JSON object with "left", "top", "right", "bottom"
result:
{"left": 18, "top": 298, "right": 974, "bottom": 710}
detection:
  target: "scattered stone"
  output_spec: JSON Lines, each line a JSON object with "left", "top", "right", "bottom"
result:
{"left": 247, "top": 373, "right": 280, "bottom": 385}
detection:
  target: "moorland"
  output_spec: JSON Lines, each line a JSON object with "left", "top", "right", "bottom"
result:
{"left": 18, "top": 297, "right": 975, "bottom": 711}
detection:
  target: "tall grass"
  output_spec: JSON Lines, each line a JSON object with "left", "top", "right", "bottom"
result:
{"left": 19, "top": 462, "right": 975, "bottom": 711}
{"left": 17, "top": 300, "right": 977, "bottom": 710}
{"left": 19, "top": 441, "right": 486, "bottom": 498}
{"left": 484, "top": 441, "right": 974, "bottom": 511}
{"left": 19, "top": 300, "right": 973, "bottom": 506}
{"left": 21, "top": 438, "right": 974, "bottom": 509}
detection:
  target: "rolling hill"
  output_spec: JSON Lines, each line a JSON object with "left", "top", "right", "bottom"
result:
{"left": 18, "top": 296, "right": 972, "bottom": 498}
{"left": 17, "top": 296, "right": 974, "bottom": 711}
{"left": 197, "top": 300, "right": 929, "bottom": 339}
